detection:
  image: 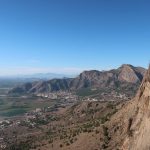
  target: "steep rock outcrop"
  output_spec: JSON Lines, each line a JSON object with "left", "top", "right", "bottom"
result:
{"left": 107, "top": 65, "right": 150, "bottom": 150}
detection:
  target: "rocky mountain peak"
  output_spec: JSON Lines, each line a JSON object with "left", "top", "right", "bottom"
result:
{"left": 120, "top": 64, "right": 133, "bottom": 68}
{"left": 118, "top": 64, "right": 141, "bottom": 83}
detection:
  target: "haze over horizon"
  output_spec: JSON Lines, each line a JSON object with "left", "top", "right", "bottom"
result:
{"left": 0, "top": 0, "right": 150, "bottom": 76}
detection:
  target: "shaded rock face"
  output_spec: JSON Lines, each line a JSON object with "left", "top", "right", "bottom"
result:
{"left": 9, "top": 64, "right": 146, "bottom": 95}
{"left": 9, "top": 82, "right": 33, "bottom": 94}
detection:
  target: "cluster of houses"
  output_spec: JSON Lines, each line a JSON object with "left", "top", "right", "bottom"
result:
{"left": 36, "top": 91, "right": 79, "bottom": 101}
{"left": 82, "top": 91, "right": 129, "bottom": 102}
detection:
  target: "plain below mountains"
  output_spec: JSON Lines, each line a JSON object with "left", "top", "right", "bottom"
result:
{"left": 9, "top": 64, "right": 146, "bottom": 98}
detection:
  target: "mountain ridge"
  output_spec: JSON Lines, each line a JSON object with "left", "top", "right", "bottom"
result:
{"left": 9, "top": 64, "right": 146, "bottom": 97}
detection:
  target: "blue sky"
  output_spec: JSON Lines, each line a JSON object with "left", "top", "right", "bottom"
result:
{"left": 0, "top": 0, "right": 150, "bottom": 75}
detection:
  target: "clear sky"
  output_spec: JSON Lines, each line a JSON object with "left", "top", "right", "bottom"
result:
{"left": 0, "top": 0, "right": 150, "bottom": 75}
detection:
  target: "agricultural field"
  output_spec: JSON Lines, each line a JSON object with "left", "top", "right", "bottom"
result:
{"left": 0, "top": 94, "right": 65, "bottom": 118}
{"left": 0, "top": 84, "right": 61, "bottom": 119}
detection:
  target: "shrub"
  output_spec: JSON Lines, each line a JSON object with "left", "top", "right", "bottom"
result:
{"left": 60, "top": 144, "right": 63, "bottom": 148}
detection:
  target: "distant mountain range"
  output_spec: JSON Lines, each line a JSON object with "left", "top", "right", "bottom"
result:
{"left": 0, "top": 73, "right": 75, "bottom": 80}
{"left": 9, "top": 64, "right": 146, "bottom": 97}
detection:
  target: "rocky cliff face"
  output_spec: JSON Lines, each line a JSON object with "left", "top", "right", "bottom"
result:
{"left": 106, "top": 65, "right": 150, "bottom": 150}
{"left": 124, "top": 65, "right": 150, "bottom": 150}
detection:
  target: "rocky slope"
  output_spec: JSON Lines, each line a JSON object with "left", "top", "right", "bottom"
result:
{"left": 9, "top": 78, "right": 72, "bottom": 94}
{"left": 9, "top": 64, "right": 146, "bottom": 97}
{"left": 70, "top": 64, "right": 145, "bottom": 90}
